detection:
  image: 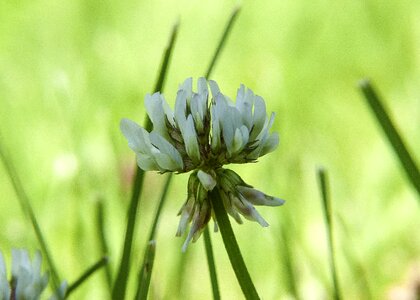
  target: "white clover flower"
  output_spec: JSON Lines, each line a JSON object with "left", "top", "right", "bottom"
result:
{"left": 0, "top": 249, "right": 50, "bottom": 300}
{"left": 11, "top": 249, "right": 49, "bottom": 300}
{"left": 121, "top": 78, "right": 284, "bottom": 250}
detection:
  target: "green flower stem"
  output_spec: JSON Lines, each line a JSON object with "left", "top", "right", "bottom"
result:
{"left": 203, "top": 227, "right": 221, "bottom": 300}
{"left": 0, "top": 137, "right": 61, "bottom": 292}
{"left": 201, "top": 7, "right": 241, "bottom": 300}
{"left": 112, "top": 21, "right": 179, "bottom": 300}
{"left": 317, "top": 168, "right": 341, "bottom": 300}
{"left": 209, "top": 187, "right": 260, "bottom": 300}
{"left": 65, "top": 256, "right": 109, "bottom": 298}
{"left": 359, "top": 79, "right": 420, "bottom": 199}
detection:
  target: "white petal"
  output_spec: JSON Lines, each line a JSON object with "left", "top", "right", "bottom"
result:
{"left": 190, "top": 94, "right": 204, "bottom": 132}
{"left": 250, "top": 96, "right": 267, "bottom": 140}
{"left": 197, "top": 170, "right": 216, "bottom": 191}
{"left": 120, "top": 119, "right": 148, "bottom": 153}
{"left": 179, "top": 77, "right": 193, "bottom": 101}
{"left": 231, "top": 194, "right": 269, "bottom": 227}
{"left": 237, "top": 186, "right": 285, "bottom": 206}
{"left": 221, "top": 106, "right": 242, "bottom": 156}
{"left": 145, "top": 93, "right": 174, "bottom": 139}
{"left": 150, "top": 132, "right": 184, "bottom": 171}
{"left": 260, "top": 132, "right": 279, "bottom": 156}
{"left": 175, "top": 89, "right": 187, "bottom": 127}
{"left": 136, "top": 154, "right": 159, "bottom": 171}
{"left": 182, "top": 115, "right": 201, "bottom": 163}
{"left": 236, "top": 85, "right": 254, "bottom": 129}
{"left": 197, "top": 77, "right": 208, "bottom": 96}
{"left": 209, "top": 80, "right": 220, "bottom": 99}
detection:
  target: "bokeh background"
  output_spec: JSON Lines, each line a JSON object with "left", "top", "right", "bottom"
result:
{"left": 1, "top": 0, "right": 419, "bottom": 299}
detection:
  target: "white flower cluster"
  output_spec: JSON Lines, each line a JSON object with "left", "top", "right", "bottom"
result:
{"left": 121, "top": 78, "right": 284, "bottom": 250}
{"left": 120, "top": 77, "right": 279, "bottom": 173}
{"left": 0, "top": 249, "right": 67, "bottom": 300}
{"left": 0, "top": 249, "right": 48, "bottom": 300}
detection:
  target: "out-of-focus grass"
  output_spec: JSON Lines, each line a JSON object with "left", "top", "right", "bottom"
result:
{"left": 1, "top": 0, "right": 419, "bottom": 299}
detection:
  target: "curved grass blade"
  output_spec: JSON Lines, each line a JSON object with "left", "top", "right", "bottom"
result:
{"left": 359, "top": 79, "right": 420, "bottom": 198}
{"left": 95, "top": 200, "right": 113, "bottom": 292}
{"left": 0, "top": 137, "right": 61, "bottom": 291}
{"left": 317, "top": 168, "right": 341, "bottom": 300}
{"left": 210, "top": 187, "right": 260, "bottom": 300}
{"left": 65, "top": 256, "right": 108, "bottom": 298}
{"left": 204, "top": 227, "right": 221, "bottom": 300}
{"left": 135, "top": 240, "right": 157, "bottom": 300}
{"left": 205, "top": 6, "right": 241, "bottom": 78}
{"left": 112, "top": 21, "right": 180, "bottom": 300}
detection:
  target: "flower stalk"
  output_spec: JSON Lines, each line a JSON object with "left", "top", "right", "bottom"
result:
{"left": 210, "top": 187, "right": 260, "bottom": 300}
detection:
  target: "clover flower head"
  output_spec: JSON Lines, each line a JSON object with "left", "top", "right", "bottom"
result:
{"left": 121, "top": 78, "right": 284, "bottom": 250}
{"left": 0, "top": 249, "right": 49, "bottom": 300}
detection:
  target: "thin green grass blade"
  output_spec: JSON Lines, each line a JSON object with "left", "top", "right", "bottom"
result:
{"left": 135, "top": 240, "right": 157, "bottom": 300}
{"left": 65, "top": 256, "right": 108, "bottom": 298}
{"left": 146, "top": 174, "right": 173, "bottom": 242}
{"left": 95, "top": 200, "right": 113, "bottom": 292}
{"left": 0, "top": 137, "right": 61, "bottom": 291}
{"left": 359, "top": 79, "right": 420, "bottom": 198}
{"left": 279, "top": 222, "right": 300, "bottom": 300}
{"left": 203, "top": 227, "right": 221, "bottom": 300}
{"left": 205, "top": 6, "right": 241, "bottom": 78}
{"left": 317, "top": 168, "right": 341, "bottom": 300}
{"left": 136, "top": 174, "right": 172, "bottom": 298}
{"left": 112, "top": 21, "right": 179, "bottom": 300}
{"left": 336, "top": 214, "right": 372, "bottom": 300}
{"left": 210, "top": 187, "right": 260, "bottom": 300}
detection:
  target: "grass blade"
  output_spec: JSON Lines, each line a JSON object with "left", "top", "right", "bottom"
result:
{"left": 147, "top": 174, "right": 173, "bottom": 242}
{"left": 65, "top": 256, "right": 108, "bottom": 297}
{"left": 317, "top": 168, "right": 341, "bottom": 300}
{"left": 359, "top": 79, "right": 420, "bottom": 198}
{"left": 135, "top": 240, "right": 157, "bottom": 300}
{"left": 279, "top": 222, "right": 300, "bottom": 300}
{"left": 205, "top": 6, "right": 241, "bottom": 78}
{"left": 0, "top": 137, "right": 61, "bottom": 291}
{"left": 203, "top": 227, "right": 221, "bottom": 300}
{"left": 112, "top": 21, "right": 179, "bottom": 300}
{"left": 210, "top": 187, "right": 260, "bottom": 300}
{"left": 336, "top": 214, "right": 372, "bottom": 300}
{"left": 95, "top": 200, "right": 113, "bottom": 292}
{"left": 136, "top": 174, "right": 172, "bottom": 298}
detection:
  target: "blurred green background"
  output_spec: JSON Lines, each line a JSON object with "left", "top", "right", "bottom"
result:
{"left": 1, "top": 0, "right": 419, "bottom": 299}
